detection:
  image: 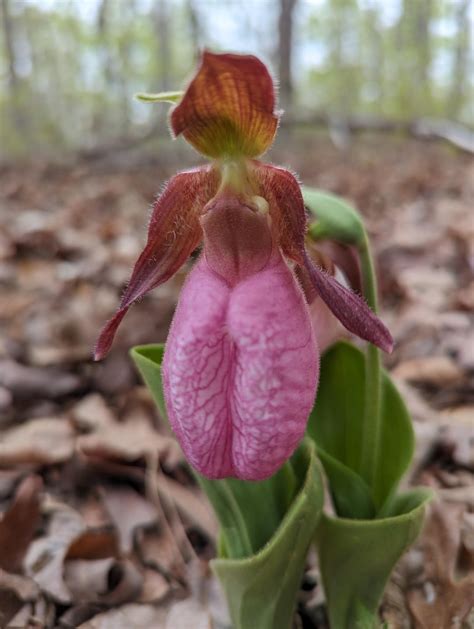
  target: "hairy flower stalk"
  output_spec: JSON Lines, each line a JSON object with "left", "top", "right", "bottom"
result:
{"left": 95, "top": 51, "right": 393, "bottom": 480}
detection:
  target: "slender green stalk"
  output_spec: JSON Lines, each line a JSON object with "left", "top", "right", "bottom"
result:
{"left": 358, "top": 233, "right": 382, "bottom": 487}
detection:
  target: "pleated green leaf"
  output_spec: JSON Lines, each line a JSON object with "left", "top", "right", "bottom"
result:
{"left": 307, "top": 341, "right": 415, "bottom": 515}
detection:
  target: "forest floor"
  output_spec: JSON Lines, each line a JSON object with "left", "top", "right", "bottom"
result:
{"left": 0, "top": 135, "right": 473, "bottom": 628}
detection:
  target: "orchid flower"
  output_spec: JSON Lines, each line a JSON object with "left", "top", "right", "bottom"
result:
{"left": 95, "top": 51, "right": 393, "bottom": 481}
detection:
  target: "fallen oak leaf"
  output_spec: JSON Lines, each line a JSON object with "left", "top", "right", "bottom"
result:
{"left": 66, "top": 527, "right": 119, "bottom": 561}
{"left": 100, "top": 486, "right": 157, "bottom": 555}
{"left": 159, "top": 475, "right": 218, "bottom": 540}
{"left": 0, "top": 417, "right": 75, "bottom": 466}
{"left": 0, "top": 359, "right": 82, "bottom": 400}
{"left": 77, "top": 415, "right": 179, "bottom": 466}
{"left": 408, "top": 501, "right": 474, "bottom": 628}
{"left": 138, "top": 568, "right": 170, "bottom": 604}
{"left": 391, "top": 355, "right": 464, "bottom": 386}
{"left": 0, "top": 569, "right": 40, "bottom": 628}
{"left": 0, "top": 475, "right": 42, "bottom": 572}
{"left": 24, "top": 504, "right": 86, "bottom": 603}
{"left": 64, "top": 558, "right": 143, "bottom": 607}
{"left": 71, "top": 394, "right": 117, "bottom": 432}
{"left": 77, "top": 602, "right": 170, "bottom": 629}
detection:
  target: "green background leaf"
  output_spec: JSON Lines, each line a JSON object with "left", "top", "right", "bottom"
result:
{"left": 307, "top": 341, "right": 415, "bottom": 515}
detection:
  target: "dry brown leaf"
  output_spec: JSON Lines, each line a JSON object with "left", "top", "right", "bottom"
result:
{"left": 64, "top": 558, "right": 142, "bottom": 606}
{"left": 66, "top": 527, "right": 119, "bottom": 560}
{"left": 24, "top": 505, "right": 86, "bottom": 603}
{"left": 58, "top": 603, "right": 105, "bottom": 628}
{"left": 77, "top": 415, "right": 176, "bottom": 464}
{"left": 408, "top": 502, "right": 474, "bottom": 628}
{"left": 392, "top": 356, "right": 464, "bottom": 386}
{"left": 99, "top": 559, "right": 143, "bottom": 606}
{"left": 0, "top": 417, "right": 75, "bottom": 466}
{"left": 0, "top": 475, "right": 42, "bottom": 572}
{"left": 0, "top": 570, "right": 40, "bottom": 628}
{"left": 77, "top": 602, "right": 169, "bottom": 629}
{"left": 0, "top": 469, "right": 27, "bottom": 500}
{"left": 160, "top": 476, "right": 218, "bottom": 539}
{"left": 100, "top": 486, "right": 157, "bottom": 554}
{"left": 138, "top": 568, "right": 170, "bottom": 603}
{"left": 78, "top": 495, "right": 112, "bottom": 529}
{"left": 64, "top": 558, "right": 115, "bottom": 603}
{"left": 71, "top": 394, "right": 116, "bottom": 432}
{"left": 136, "top": 526, "right": 181, "bottom": 579}
{"left": 165, "top": 598, "right": 212, "bottom": 629}
{"left": 0, "top": 359, "right": 82, "bottom": 399}
{"left": 397, "top": 266, "right": 457, "bottom": 310}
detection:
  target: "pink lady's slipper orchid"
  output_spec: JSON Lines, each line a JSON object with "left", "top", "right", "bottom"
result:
{"left": 95, "top": 52, "right": 393, "bottom": 481}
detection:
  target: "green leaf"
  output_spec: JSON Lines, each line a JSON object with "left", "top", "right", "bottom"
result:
{"left": 307, "top": 341, "right": 415, "bottom": 514}
{"left": 316, "top": 488, "right": 432, "bottom": 629}
{"left": 197, "top": 456, "right": 298, "bottom": 559}
{"left": 135, "top": 90, "right": 184, "bottom": 104}
{"left": 212, "top": 440, "right": 324, "bottom": 629}
{"left": 302, "top": 186, "right": 366, "bottom": 246}
{"left": 130, "top": 344, "right": 168, "bottom": 423}
{"left": 317, "top": 449, "right": 375, "bottom": 519}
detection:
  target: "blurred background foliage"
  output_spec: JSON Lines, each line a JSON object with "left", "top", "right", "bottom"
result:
{"left": 0, "top": 0, "right": 472, "bottom": 158}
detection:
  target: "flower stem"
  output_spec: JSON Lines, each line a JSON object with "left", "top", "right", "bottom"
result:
{"left": 358, "top": 233, "right": 382, "bottom": 488}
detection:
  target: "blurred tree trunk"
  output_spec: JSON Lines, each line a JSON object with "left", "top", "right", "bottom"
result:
{"left": 1, "top": 0, "right": 18, "bottom": 90}
{"left": 414, "top": 0, "right": 433, "bottom": 93}
{"left": 186, "top": 0, "right": 201, "bottom": 61}
{"left": 278, "top": 0, "right": 297, "bottom": 110}
{"left": 0, "top": 0, "right": 27, "bottom": 136}
{"left": 396, "top": 0, "right": 433, "bottom": 112}
{"left": 447, "top": 0, "right": 470, "bottom": 118}
{"left": 155, "top": 0, "right": 171, "bottom": 90}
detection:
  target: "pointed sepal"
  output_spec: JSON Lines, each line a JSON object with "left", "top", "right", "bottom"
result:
{"left": 94, "top": 166, "right": 219, "bottom": 360}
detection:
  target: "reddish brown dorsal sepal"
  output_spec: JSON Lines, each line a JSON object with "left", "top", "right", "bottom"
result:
{"left": 170, "top": 51, "right": 279, "bottom": 158}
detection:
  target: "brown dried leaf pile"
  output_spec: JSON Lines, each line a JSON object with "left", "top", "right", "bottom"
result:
{"left": 0, "top": 137, "right": 472, "bottom": 627}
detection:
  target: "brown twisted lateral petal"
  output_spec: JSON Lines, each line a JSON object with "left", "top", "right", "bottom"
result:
{"left": 253, "top": 162, "right": 394, "bottom": 353}
{"left": 94, "top": 166, "right": 219, "bottom": 360}
{"left": 170, "top": 51, "right": 279, "bottom": 159}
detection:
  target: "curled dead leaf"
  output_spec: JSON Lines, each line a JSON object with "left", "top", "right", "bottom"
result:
{"left": 0, "top": 475, "right": 42, "bottom": 572}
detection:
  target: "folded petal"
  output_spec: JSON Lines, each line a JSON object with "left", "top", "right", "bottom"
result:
{"left": 253, "top": 162, "right": 394, "bottom": 353}
{"left": 170, "top": 51, "right": 279, "bottom": 159}
{"left": 162, "top": 255, "right": 318, "bottom": 480}
{"left": 94, "top": 166, "right": 219, "bottom": 360}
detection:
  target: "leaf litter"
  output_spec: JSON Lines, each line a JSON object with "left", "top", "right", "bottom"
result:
{"left": 0, "top": 138, "right": 472, "bottom": 627}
